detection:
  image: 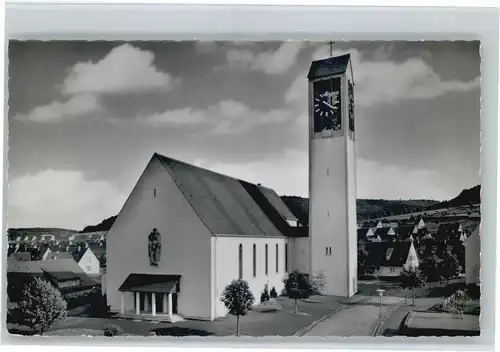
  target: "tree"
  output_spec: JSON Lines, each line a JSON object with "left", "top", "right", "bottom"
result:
{"left": 400, "top": 267, "right": 426, "bottom": 305}
{"left": 442, "top": 290, "right": 470, "bottom": 319}
{"left": 98, "top": 254, "right": 107, "bottom": 269}
{"left": 260, "top": 287, "right": 270, "bottom": 303}
{"left": 284, "top": 271, "right": 314, "bottom": 314}
{"left": 13, "top": 277, "right": 67, "bottom": 335}
{"left": 441, "top": 250, "right": 459, "bottom": 285}
{"left": 420, "top": 254, "right": 443, "bottom": 287}
{"left": 270, "top": 287, "right": 278, "bottom": 299}
{"left": 220, "top": 279, "right": 255, "bottom": 336}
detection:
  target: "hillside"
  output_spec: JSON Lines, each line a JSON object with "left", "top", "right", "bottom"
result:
{"left": 281, "top": 196, "right": 439, "bottom": 224}
{"left": 427, "top": 185, "right": 480, "bottom": 210}
{"left": 80, "top": 215, "right": 117, "bottom": 233}
{"left": 15, "top": 185, "right": 478, "bottom": 235}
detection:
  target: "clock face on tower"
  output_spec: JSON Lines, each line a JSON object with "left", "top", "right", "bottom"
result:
{"left": 313, "top": 77, "right": 342, "bottom": 133}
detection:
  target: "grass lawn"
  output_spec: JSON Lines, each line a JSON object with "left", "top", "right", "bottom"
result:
{"left": 44, "top": 329, "right": 105, "bottom": 336}
{"left": 42, "top": 295, "right": 345, "bottom": 337}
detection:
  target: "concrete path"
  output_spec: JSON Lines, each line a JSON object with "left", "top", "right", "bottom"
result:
{"left": 303, "top": 295, "right": 404, "bottom": 337}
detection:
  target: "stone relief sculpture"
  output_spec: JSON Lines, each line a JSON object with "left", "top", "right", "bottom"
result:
{"left": 148, "top": 228, "right": 161, "bottom": 266}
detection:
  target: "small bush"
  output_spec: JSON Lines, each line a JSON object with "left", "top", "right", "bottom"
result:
{"left": 260, "top": 287, "right": 270, "bottom": 303}
{"left": 430, "top": 290, "right": 472, "bottom": 319}
{"left": 270, "top": 287, "right": 278, "bottom": 299}
{"left": 103, "top": 324, "right": 124, "bottom": 337}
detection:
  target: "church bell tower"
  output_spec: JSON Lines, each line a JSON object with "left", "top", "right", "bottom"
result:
{"left": 308, "top": 53, "right": 358, "bottom": 297}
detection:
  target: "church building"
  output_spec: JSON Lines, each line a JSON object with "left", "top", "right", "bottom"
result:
{"left": 106, "top": 153, "right": 310, "bottom": 321}
{"left": 106, "top": 53, "right": 358, "bottom": 321}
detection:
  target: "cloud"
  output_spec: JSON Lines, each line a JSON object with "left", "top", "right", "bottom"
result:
{"left": 193, "top": 149, "right": 309, "bottom": 197}
{"left": 138, "top": 108, "right": 205, "bottom": 126}
{"left": 223, "top": 42, "right": 305, "bottom": 75}
{"left": 136, "top": 99, "right": 295, "bottom": 135}
{"left": 62, "top": 43, "right": 176, "bottom": 95}
{"left": 192, "top": 153, "right": 454, "bottom": 201}
{"left": 356, "top": 158, "right": 451, "bottom": 200}
{"left": 14, "top": 94, "right": 101, "bottom": 123}
{"left": 209, "top": 100, "right": 294, "bottom": 135}
{"left": 286, "top": 46, "right": 480, "bottom": 107}
{"left": 8, "top": 170, "right": 125, "bottom": 230}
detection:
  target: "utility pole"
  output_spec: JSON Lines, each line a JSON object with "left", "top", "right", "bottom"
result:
{"left": 376, "top": 288, "right": 386, "bottom": 329}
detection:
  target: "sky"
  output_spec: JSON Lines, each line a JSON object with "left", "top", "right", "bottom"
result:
{"left": 7, "top": 41, "right": 481, "bottom": 230}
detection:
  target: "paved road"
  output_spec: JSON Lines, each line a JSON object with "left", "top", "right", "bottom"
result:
{"left": 303, "top": 295, "right": 404, "bottom": 337}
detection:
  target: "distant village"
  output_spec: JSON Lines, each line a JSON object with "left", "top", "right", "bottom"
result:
{"left": 357, "top": 202, "right": 480, "bottom": 287}
{"left": 7, "top": 230, "right": 107, "bottom": 311}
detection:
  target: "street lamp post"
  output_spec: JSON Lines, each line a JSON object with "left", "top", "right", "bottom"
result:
{"left": 376, "top": 288, "right": 385, "bottom": 327}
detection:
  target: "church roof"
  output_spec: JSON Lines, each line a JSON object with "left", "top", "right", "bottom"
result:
{"left": 155, "top": 153, "right": 296, "bottom": 238}
{"left": 119, "top": 274, "right": 181, "bottom": 293}
{"left": 257, "top": 185, "right": 298, "bottom": 222}
{"left": 307, "top": 53, "right": 351, "bottom": 80}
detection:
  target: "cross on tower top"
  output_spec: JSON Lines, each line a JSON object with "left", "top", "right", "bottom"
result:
{"left": 327, "top": 41, "right": 335, "bottom": 56}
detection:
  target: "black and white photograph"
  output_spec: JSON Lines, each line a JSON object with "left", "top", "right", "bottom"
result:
{"left": 6, "top": 40, "right": 481, "bottom": 338}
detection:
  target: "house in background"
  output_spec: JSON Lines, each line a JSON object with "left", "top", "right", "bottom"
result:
{"left": 7, "top": 258, "right": 99, "bottom": 302}
{"left": 373, "top": 227, "right": 397, "bottom": 242}
{"left": 42, "top": 246, "right": 101, "bottom": 276}
{"left": 8, "top": 243, "right": 51, "bottom": 261}
{"left": 8, "top": 252, "right": 32, "bottom": 262}
{"left": 395, "top": 225, "right": 414, "bottom": 242}
{"left": 435, "top": 223, "right": 464, "bottom": 245}
{"left": 413, "top": 218, "right": 427, "bottom": 233}
{"left": 362, "top": 241, "right": 419, "bottom": 278}
{"left": 464, "top": 224, "right": 480, "bottom": 290}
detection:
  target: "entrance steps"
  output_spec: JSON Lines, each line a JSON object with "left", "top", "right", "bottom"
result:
{"left": 115, "top": 312, "right": 184, "bottom": 323}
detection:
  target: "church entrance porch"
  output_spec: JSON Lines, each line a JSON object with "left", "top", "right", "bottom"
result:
{"left": 118, "top": 273, "right": 181, "bottom": 322}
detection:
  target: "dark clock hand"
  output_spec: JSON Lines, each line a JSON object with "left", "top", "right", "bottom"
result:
{"left": 322, "top": 100, "right": 335, "bottom": 109}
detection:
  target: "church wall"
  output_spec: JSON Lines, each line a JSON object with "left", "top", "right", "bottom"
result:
{"left": 213, "top": 236, "right": 288, "bottom": 318}
{"left": 309, "top": 134, "right": 349, "bottom": 296}
{"left": 106, "top": 157, "right": 213, "bottom": 319}
{"left": 289, "top": 237, "right": 310, "bottom": 274}
{"left": 346, "top": 132, "right": 358, "bottom": 296}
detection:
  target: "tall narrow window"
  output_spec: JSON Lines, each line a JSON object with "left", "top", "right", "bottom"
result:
{"left": 238, "top": 244, "right": 243, "bottom": 279}
{"left": 276, "top": 244, "right": 279, "bottom": 273}
{"left": 265, "top": 244, "right": 268, "bottom": 275}
{"left": 153, "top": 188, "right": 156, "bottom": 197}
{"left": 285, "top": 243, "right": 289, "bottom": 272}
{"left": 252, "top": 244, "right": 257, "bottom": 277}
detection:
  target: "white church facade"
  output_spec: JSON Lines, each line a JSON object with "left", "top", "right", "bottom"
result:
{"left": 106, "top": 53, "right": 358, "bottom": 321}
{"left": 106, "top": 153, "right": 310, "bottom": 321}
